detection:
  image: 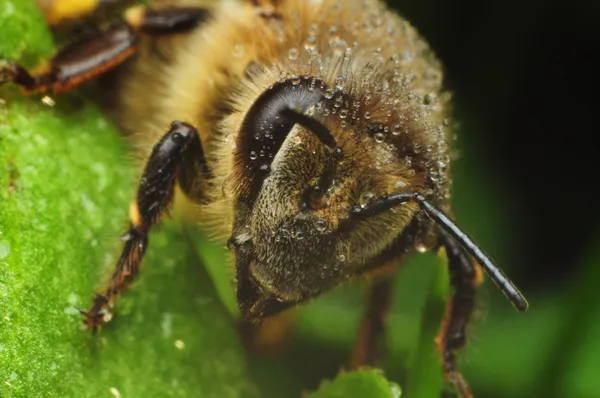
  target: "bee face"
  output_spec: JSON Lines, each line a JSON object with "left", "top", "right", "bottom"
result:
{"left": 228, "top": 77, "right": 428, "bottom": 318}
{"left": 235, "top": 128, "right": 343, "bottom": 304}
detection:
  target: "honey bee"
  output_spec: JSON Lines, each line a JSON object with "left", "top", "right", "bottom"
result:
{"left": 1, "top": 0, "right": 528, "bottom": 396}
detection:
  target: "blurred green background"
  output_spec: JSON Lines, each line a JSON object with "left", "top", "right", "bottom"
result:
{"left": 1, "top": 0, "right": 599, "bottom": 397}
{"left": 383, "top": 1, "right": 600, "bottom": 397}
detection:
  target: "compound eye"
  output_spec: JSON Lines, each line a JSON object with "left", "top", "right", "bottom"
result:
{"left": 304, "top": 186, "right": 327, "bottom": 210}
{"left": 234, "top": 78, "right": 325, "bottom": 201}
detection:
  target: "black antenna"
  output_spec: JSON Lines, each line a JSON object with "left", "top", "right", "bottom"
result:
{"left": 351, "top": 191, "right": 529, "bottom": 311}
{"left": 280, "top": 107, "right": 338, "bottom": 150}
{"left": 280, "top": 107, "right": 343, "bottom": 194}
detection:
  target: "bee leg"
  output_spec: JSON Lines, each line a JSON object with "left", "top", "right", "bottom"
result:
{"left": 79, "top": 121, "right": 204, "bottom": 332}
{"left": 176, "top": 127, "right": 213, "bottom": 204}
{"left": 436, "top": 230, "right": 482, "bottom": 398}
{"left": 350, "top": 277, "right": 395, "bottom": 369}
{"left": 0, "top": 7, "right": 207, "bottom": 94}
{"left": 0, "top": 25, "right": 137, "bottom": 94}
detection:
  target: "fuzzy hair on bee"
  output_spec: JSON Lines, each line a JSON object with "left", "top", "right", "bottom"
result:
{"left": 119, "top": 0, "right": 449, "bottom": 302}
{"left": 1, "top": 0, "right": 529, "bottom": 397}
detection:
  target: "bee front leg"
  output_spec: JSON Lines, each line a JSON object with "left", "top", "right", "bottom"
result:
{"left": 0, "top": 6, "right": 208, "bottom": 94}
{"left": 80, "top": 121, "right": 207, "bottom": 331}
{"left": 436, "top": 231, "right": 482, "bottom": 398}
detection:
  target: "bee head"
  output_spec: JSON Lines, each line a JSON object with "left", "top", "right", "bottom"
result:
{"left": 228, "top": 76, "right": 444, "bottom": 319}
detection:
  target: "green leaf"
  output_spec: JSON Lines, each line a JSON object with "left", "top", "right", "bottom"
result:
{"left": 0, "top": 2, "right": 258, "bottom": 397}
{"left": 307, "top": 369, "right": 401, "bottom": 398}
{"left": 0, "top": 0, "right": 53, "bottom": 63}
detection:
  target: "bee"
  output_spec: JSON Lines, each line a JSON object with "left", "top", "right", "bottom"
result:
{"left": 1, "top": 0, "right": 529, "bottom": 396}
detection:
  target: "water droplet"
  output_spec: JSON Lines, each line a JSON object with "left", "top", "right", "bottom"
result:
{"left": 394, "top": 180, "right": 407, "bottom": 189}
{"left": 392, "top": 124, "right": 402, "bottom": 135}
{"left": 338, "top": 254, "right": 346, "bottom": 262}
{"left": 428, "top": 173, "right": 440, "bottom": 184}
{"left": 41, "top": 95, "right": 55, "bottom": 107}
{"left": 295, "top": 231, "right": 304, "bottom": 240}
{"left": 332, "top": 38, "right": 347, "bottom": 54}
{"left": 339, "top": 109, "right": 348, "bottom": 119}
{"left": 438, "top": 140, "right": 448, "bottom": 153}
{"left": 415, "top": 243, "right": 428, "bottom": 253}
{"left": 360, "top": 192, "right": 374, "bottom": 206}
{"left": 288, "top": 47, "right": 299, "bottom": 60}
{"left": 374, "top": 132, "right": 385, "bottom": 143}
{"left": 334, "top": 96, "right": 344, "bottom": 108}
{"left": 344, "top": 47, "right": 353, "bottom": 60}
{"left": 437, "top": 160, "right": 447, "bottom": 171}
{"left": 249, "top": 151, "right": 258, "bottom": 160}
{"left": 290, "top": 74, "right": 301, "bottom": 85}
{"left": 364, "top": 111, "right": 371, "bottom": 119}
{"left": 324, "top": 88, "right": 335, "bottom": 99}
{"left": 304, "top": 35, "right": 317, "bottom": 52}
{"left": 334, "top": 75, "right": 346, "bottom": 91}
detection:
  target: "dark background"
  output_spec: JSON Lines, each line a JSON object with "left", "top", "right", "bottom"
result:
{"left": 389, "top": 0, "right": 600, "bottom": 290}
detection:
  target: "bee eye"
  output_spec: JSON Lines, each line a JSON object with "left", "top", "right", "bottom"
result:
{"left": 305, "top": 186, "right": 327, "bottom": 210}
{"left": 234, "top": 78, "right": 327, "bottom": 201}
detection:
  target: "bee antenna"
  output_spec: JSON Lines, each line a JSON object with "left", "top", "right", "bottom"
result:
{"left": 279, "top": 107, "right": 338, "bottom": 151}
{"left": 351, "top": 191, "right": 529, "bottom": 311}
{"left": 279, "top": 107, "right": 343, "bottom": 194}
{"left": 413, "top": 193, "right": 529, "bottom": 311}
